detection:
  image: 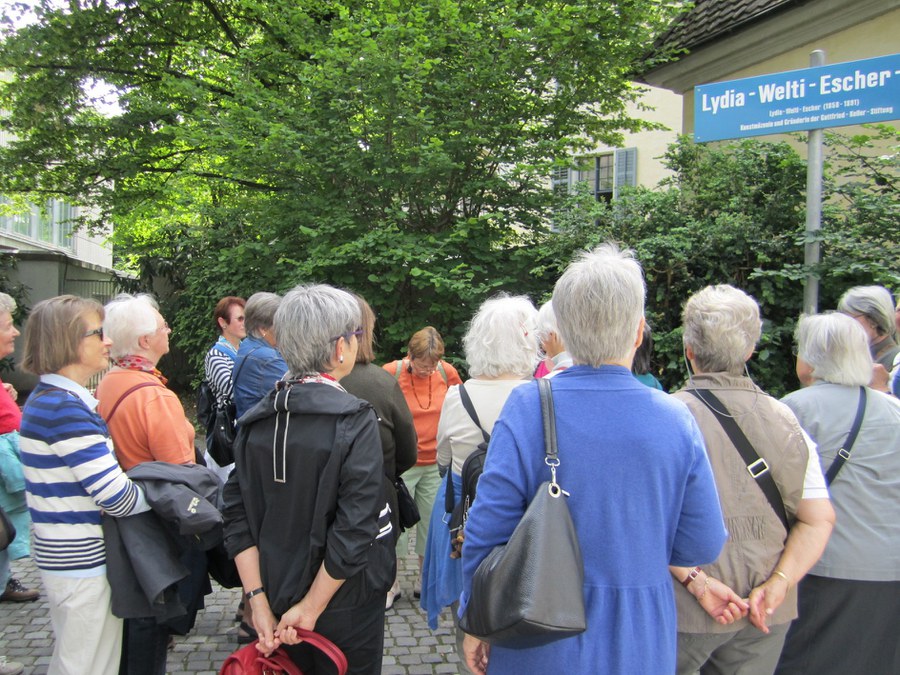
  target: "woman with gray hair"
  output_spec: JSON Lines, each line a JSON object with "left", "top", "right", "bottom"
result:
{"left": 95, "top": 294, "right": 197, "bottom": 675}
{"left": 775, "top": 313, "right": 900, "bottom": 675}
{"left": 461, "top": 244, "right": 728, "bottom": 674}
{"left": 223, "top": 284, "right": 393, "bottom": 674}
{"left": 420, "top": 294, "right": 537, "bottom": 665}
{"left": 670, "top": 284, "right": 835, "bottom": 675}
{"left": 232, "top": 292, "right": 288, "bottom": 419}
{"left": 837, "top": 284, "right": 899, "bottom": 372}
{"left": 535, "top": 300, "right": 572, "bottom": 377}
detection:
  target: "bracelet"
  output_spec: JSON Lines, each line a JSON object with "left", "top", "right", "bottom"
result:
{"left": 681, "top": 566, "right": 702, "bottom": 588}
{"left": 772, "top": 570, "right": 790, "bottom": 586}
{"left": 245, "top": 586, "right": 266, "bottom": 600}
{"left": 696, "top": 577, "right": 712, "bottom": 602}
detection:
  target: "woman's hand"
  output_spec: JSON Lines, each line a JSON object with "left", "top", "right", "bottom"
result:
{"left": 276, "top": 597, "right": 322, "bottom": 645}
{"left": 463, "top": 633, "right": 490, "bottom": 674}
{"left": 748, "top": 573, "right": 790, "bottom": 634}
{"left": 249, "top": 595, "right": 281, "bottom": 656}
{"left": 696, "top": 577, "right": 749, "bottom": 625}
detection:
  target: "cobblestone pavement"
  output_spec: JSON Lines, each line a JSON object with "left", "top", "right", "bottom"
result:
{"left": 0, "top": 545, "right": 465, "bottom": 675}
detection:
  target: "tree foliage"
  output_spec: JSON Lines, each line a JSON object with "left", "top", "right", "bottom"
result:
{"left": 0, "top": 0, "right": 682, "bottom": 384}
{"left": 540, "top": 126, "right": 898, "bottom": 396}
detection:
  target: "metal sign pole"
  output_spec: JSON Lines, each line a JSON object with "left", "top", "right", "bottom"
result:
{"left": 803, "top": 49, "right": 826, "bottom": 315}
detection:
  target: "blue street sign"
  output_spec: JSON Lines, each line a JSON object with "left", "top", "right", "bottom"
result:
{"left": 694, "top": 53, "right": 900, "bottom": 142}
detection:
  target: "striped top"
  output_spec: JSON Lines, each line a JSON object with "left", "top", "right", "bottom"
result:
{"left": 205, "top": 337, "right": 238, "bottom": 405}
{"left": 20, "top": 375, "right": 148, "bottom": 575}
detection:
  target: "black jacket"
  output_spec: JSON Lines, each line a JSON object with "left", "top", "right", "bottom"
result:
{"left": 223, "top": 380, "right": 395, "bottom": 616}
{"left": 103, "top": 462, "right": 222, "bottom": 621}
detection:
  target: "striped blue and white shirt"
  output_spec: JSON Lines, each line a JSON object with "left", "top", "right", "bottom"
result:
{"left": 20, "top": 374, "right": 148, "bottom": 576}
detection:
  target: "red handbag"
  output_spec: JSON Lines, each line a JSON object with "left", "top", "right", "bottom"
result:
{"left": 220, "top": 629, "right": 348, "bottom": 675}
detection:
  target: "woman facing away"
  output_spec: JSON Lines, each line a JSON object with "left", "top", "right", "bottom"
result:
{"left": 421, "top": 293, "right": 537, "bottom": 669}
{"left": 460, "top": 244, "right": 728, "bottom": 675}
{"left": 670, "top": 285, "right": 834, "bottom": 675}
{"left": 340, "top": 295, "right": 417, "bottom": 560}
{"left": 775, "top": 313, "right": 900, "bottom": 675}
{"left": 223, "top": 284, "right": 395, "bottom": 674}
{"left": 19, "top": 296, "right": 151, "bottom": 675}
{"left": 382, "top": 327, "right": 462, "bottom": 601}
{"left": 232, "top": 292, "right": 288, "bottom": 419}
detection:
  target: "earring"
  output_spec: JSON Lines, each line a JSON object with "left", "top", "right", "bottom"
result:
{"left": 339, "top": 355, "right": 344, "bottom": 364}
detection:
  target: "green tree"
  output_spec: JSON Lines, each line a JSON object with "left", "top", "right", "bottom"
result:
{"left": 538, "top": 128, "right": 898, "bottom": 397}
{"left": 1, "top": 0, "right": 682, "bottom": 386}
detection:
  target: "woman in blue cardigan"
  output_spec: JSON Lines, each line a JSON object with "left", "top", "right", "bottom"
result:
{"left": 460, "top": 244, "right": 728, "bottom": 674}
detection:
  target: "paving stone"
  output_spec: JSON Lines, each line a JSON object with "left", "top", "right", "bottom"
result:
{"left": 1, "top": 547, "right": 464, "bottom": 674}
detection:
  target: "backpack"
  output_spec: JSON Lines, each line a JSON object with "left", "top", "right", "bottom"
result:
{"left": 445, "top": 383, "right": 489, "bottom": 559}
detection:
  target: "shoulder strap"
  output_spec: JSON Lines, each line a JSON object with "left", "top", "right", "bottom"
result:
{"left": 231, "top": 345, "right": 262, "bottom": 390}
{"left": 538, "top": 378, "right": 558, "bottom": 463}
{"left": 688, "top": 388, "right": 790, "bottom": 532}
{"left": 824, "top": 386, "right": 867, "bottom": 486}
{"left": 437, "top": 361, "right": 448, "bottom": 384}
{"left": 106, "top": 381, "right": 164, "bottom": 424}
{"left": 457, "top": 383, "right": 490, "bottom": 444}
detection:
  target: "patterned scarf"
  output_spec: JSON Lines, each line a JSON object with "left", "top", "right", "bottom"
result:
{"left": 113, "top": 354, "right": 168, "bottom": 386}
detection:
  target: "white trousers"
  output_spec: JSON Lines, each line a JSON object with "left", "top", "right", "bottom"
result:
{"left": 42, "top": 571, "right": 123, "bottom": 675}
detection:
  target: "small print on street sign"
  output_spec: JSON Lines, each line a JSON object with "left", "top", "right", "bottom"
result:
{"left": 694, "top": 53, "right": 900, "bottom": 142}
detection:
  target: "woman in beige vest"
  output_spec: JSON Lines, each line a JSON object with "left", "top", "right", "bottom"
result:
{"left": 670, "top": 285, "right": 835, "bottom": 675}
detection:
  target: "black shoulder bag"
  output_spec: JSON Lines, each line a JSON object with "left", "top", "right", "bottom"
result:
{"left": 688, "top": 388, "right": 790, "bottom": 532}
{"left": 459, "top": 377, "right": 586, "bottom": 647}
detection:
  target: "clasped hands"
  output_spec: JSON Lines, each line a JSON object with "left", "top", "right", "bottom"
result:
{"left": 250, "top": 596, "right": 321, "bottom": 656}
{"left": 691, "top": 571, "right": 790, "bottom": 633}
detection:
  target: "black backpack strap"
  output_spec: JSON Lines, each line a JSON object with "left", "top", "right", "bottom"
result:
{"left": 688, "top": 388, "right": 790, "bottom": 533}
{"left": 457, "top": 383, "right": 490, "bottom": 444}
{"left": 824, "top": 386, "right": 867, "bottom": 486}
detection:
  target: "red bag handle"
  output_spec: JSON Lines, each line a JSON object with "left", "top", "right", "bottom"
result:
{"left": 292, "top": 628, "right": 348, "bottom": 675}
{"left": 220, "top": 629, "right": 348, "bottom": 675}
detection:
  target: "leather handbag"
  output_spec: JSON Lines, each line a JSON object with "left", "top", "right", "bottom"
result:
{"left": 220, "top": 629, "right": 348, "bottom": 675}
{"left": 393, "top": 475, "right": 421, "bottom": 531}
{"left": 0, "top": 505, "right": 16, "bottom": 552}
{"left": 459, "top": 377, "right": 586, "bottom": 648}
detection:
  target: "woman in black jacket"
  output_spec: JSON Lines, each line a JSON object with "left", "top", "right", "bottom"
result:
{"left": 223, "top": 284, "right": 394, "bottom": 675}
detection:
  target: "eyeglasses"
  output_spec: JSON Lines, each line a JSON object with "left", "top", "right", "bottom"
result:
{"left": 84, "top": 327, "right": 104, "bottom": 340}
{"left": 331, "top": 328, "right": 363, "bottom": 343}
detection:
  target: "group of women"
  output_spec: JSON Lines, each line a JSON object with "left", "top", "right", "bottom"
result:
{"left": 3, "top": 256, "right": 897, "bottom": 675}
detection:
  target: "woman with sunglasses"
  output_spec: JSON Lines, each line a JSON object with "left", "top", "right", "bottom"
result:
{"left": 19, "top": 296, "right": 151, "bottom": 675}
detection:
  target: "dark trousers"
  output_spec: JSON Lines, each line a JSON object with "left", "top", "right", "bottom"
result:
{"left": 776, "top": 575, "right": 900, "bottom": 675}
{"left": 119, "top": 616, "right": 168, "bottom": 675}
{"left": 284, "top": 594, "right": 385, "bottom": 675}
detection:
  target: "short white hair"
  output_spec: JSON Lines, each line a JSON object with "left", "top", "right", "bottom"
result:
{"left": 0, "top": 292, "right": 16, "bottom": 314}
{"left": 275, "top": 284, "right": 360, "bottom": 376}
{"left": 796, "top": 312, "right": 873, "bottom": 386}
{"left": 682, "top": 285, "right": 762, "bottom": 375}
{"left": 535, "top": 300, "right": 560, "bottom": 346}
{"left": 463, "top": 294, "right": 538, "bottom": 378}
{"left": 104, "top": 293, "right": 160, "bottom": 359}
{"left": 552, "top": 243, "right": 645, "bottom": 366}
{"left": 838, "top": 285, "right": 896, "bottom": 338}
